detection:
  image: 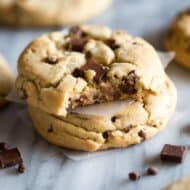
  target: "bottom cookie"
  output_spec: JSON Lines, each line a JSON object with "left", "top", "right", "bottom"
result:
{"left": 28, "top": 77, "right": 177, "bottom": 152}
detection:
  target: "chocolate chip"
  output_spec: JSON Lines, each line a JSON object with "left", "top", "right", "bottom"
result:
{"left": 128, "top": 172, "right": 141, "bottom": 181}
{"left": 147, "top": 166, "right": 158, "bottom": 175}
{"left": 124, "top": 126, "right": 131, "bottom": 133}
{"left": 48, "top": 125, "right": 54, "bottom": 133}
{"left": 67, "top": 37, "right": 87, "bottom": 52}
{"left": 69, "top": 26, "right": 86, "bottom": 37}
{"left": 120, "top": 71, "right": 138, "bottom": 94}
{"left": 17, "top": 162, "right": 25, "bottom": 173}
{"left": 111, "top": 116, "right": 117, "bottom": 122}
{"left": 103, "top": 132, "right": 109, "bottom": 139}
{"left": 0, "top": 143, "right": 10, "bottom": 151}
{"left": 0, "top": 148, "right": 23, "bottom": 169}
{"left": 44, "top": 55, "right": 58, "bottom": 64}
{"left": 72, "top": 68, "right": 85, "bottom": 78}
{"left": 160, "top": 144, "right": 188, "bottom": 163}
{"left": 138, "top": 130, "right": 146, "bottom": 140}
{"left": 82, "top": 59, "right": 108, "bottom": 83}
{"left": 107, "top": 38, "right": 120, "bottom": 50}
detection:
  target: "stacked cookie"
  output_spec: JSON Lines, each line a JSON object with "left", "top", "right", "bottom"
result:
{"left": 0, "top": 55, "right": 14, "bottom": 107}
{"left": 0, "top": 0, "right": 111, "bottom": 27}
{"left": 165, "top": 9, "right": 190, "bottom": 69}
{"left": 16, "top": 25, "right": 177, "bottom": 151}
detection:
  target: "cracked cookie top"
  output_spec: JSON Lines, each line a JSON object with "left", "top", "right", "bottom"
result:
{"left": 16, "top": 25, "right": 167, "bottom": 116}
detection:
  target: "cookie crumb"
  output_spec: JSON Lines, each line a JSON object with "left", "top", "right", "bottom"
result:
{"left": 147, "top": 166, "right": 158, "bottom": 175}
{"left": 128, "top": 172, "right": 141, "bottom": 181}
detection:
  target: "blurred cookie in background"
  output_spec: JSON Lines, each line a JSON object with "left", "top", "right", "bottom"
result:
{"left": 165, "top": 177, "right": 190, "bottom": 190}
{"left": 0, "top": 55, "right": 14, "bottom": 107}
{"left": 165, "top": 9, "right": 190, "bottom": 69}
{"left": 0, "top": 0, "right": 112, "bottom": 27}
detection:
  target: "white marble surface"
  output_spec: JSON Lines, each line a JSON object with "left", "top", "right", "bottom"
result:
{"left": 1, "top": 0, "right": 190, "bottom": 189}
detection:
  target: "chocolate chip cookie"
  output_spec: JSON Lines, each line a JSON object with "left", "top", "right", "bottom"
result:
{"left": 0, "top": 55, "right": 14, "bottom": 107}
{"left": 165, "top": 177, "right": 190, "bottom": 190}
{"left": 165, "top": 9, "right": 190, "bottom": 69}
{"left": 0, "top": 0, "right": 111, "bottom": 27}
{"left": 28, "top": 76, "right": 177, "bottom": 151}
{"left": 16, "top": 25, "right": 167, "bottom": 116}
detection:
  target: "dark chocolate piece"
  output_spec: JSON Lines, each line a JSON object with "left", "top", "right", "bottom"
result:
{"left": 48, "top": 125, "right": 54, "bottom": 133}
{"left": 120, "top": 71, "right": 138, "bottom": 94}
{"left": 128, "top": 172, "right": 141, "bottom": 181}
{"left": 160, "top": 144, "right": 188, "bottom": 163}
{"left": 102, "top": 132, "right": 109, "bottom": 139}
{"left": 67, "top": 37, "right": 87, "bottom": 52}
{"left": 138, "top": 130, "right": 146, "bottom": 140}
{"left": 107, "top": 38, "right": 120, "bottom": 50}
{"left": 0, "top": 143, "right": 10, "bottom": 151}
{"left": 82, "top": 59, "right": 108, "bottom": 83}
{"left": 44, "top": 55, "right": 58, "bottom": 64}
{"left": 0, "top": 148, "right": 23, "bottom": 168}
{"left": 147, "top": 166, "right": 158, "bottom": 175}
{"left": 69, "top": 26, "right": 85, "bottom": 37}
{"left": 72, "top": 68, "right": 85, "bottom": 78}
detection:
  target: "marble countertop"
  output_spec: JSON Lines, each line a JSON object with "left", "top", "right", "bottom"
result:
{"left": 1, "top": 0, "right": 190, "bottom": 189}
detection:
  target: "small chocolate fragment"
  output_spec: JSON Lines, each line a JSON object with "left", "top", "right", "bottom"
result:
{"left": 67, "top": 37, "right": 87, "bottom": 52}
{"left": 120, "top": 71, "right": 138, "bottom": 94}
{"left": 128, "top": 172, "right": 141, "bottom": 181}
{"left": 111, "top": 116, "right": 117, "bottom": 122}
{"left": 147, "top": 166, "right": 158, "bottom": 175}
{"left": 138, "top": 130, "right": 146, "bottom": 140}
{"left": 107, "top": 38, "right": 120, "bottom": 50}
{"left": 17, "top": 162, "right": 25, "bottom": 173}
{"left": 160, "top": 144, "right": 188, "bottom": 163}
{"left": 0, "top": 143, "right": 10, "bottom": 151}
{"left": 123, "top": 126, "right": 131, "bottom": 133}
{"left": 48, "top": 125, "right": 54, "bottom": 133}
{"left": 103, "top": 132, "right": 109, "bottom": 139}
{"left": 0, "top": 148, "right": 22, "bottom": 168}
{"left": 72, "top": 68, "right": 85, "bottom": 78}
{"left": 82, "top": 59, "right": 108, "bottom": 83}
{"left": 44, "top": 55, "right": 58, "bottom": 64}
{"left": 69, "top": 26, "right": 85, "bottom": 37}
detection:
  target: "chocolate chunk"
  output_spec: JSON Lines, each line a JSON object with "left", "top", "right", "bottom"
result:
{"left": 69, "top": 26, "right": 85, "bottom": 37}
{"left": 147, "top": 166, "right": 158, "bottom": 175}
{"left": 44, "top": 55, "right": 58, "bottom": 64}
{"left": 107, "top": 38, "right": 120, "bottom": 50}
{"left": 120, "top": 71, "right": 138, "bottom": 94}
{"left": 72, "top": 68, "right": 85, "bottom": 78}
{"left": 124, "top": 126, "right": 132, "bottom": 133}
{"left": 138, "top": 130, "right": 146, "bottom": 140}
{"left": 17, "top": 163, "right": 25, "bottom": 173}
{"left": 82, "top": 60, "right": 108, "bottom": 83}
{"left": 48, "top": 125, "right": 54, "bottom": 133}
{"left": 160, "top": 144, "right": 188, "bottom": 163}
{"left": 111, "top": 116, "right": 117, "bottom": 122}
{"left": 0, "top": 143, "right": 10, "bottom": 151}
{"left": 67, "top": 37, "right": 87, "bottom": 52}
{"left": 0, "top": 148, "right": 23, "bottom": 168}
{"left": 128, "top": 172, "right": 141, "bottom": 181}
{"left": 103, "top": 132, "right": 109, "bottom": 139}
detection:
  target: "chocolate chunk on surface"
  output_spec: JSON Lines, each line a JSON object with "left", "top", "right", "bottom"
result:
{"left": 138, "top": 130, "right": 146, "bottom": 140}
{"left": 120, "top": 71, "right": 138, "bottom": 94}
{"left": 69, "top": 26, "right": 85, "bottom": 37}
{"left": 147, "top": 166, "right": 158, "bottom": 175}
{"left": 17, "top": 163, "right": 25, "bottom": 173}
{"left": 107, "top": 38, "right": 120, "bottom": 50}
{"left": 160, "top": 144, "right": 188, "bottom": 163}
{"left": 0, "top": 148, "right": 23, "bottom": 168}
{"left": 82, "top": 59, "right": 108, "bottom": 83}
{"left": 128, "top": 172, "right": 141, "bottom": 181}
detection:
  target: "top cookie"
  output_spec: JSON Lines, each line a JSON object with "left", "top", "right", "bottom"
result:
{"left": 0, "top": 0, "right": 111, "bottom": 27}
{"left": 16, "top": 25, "right": 166, "bottom": 116}
{"left": 0, "top": 55, "right": 14, "bottom": 107}
{"left": 165, "top": 9, "right": 190, "bottom": 69}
